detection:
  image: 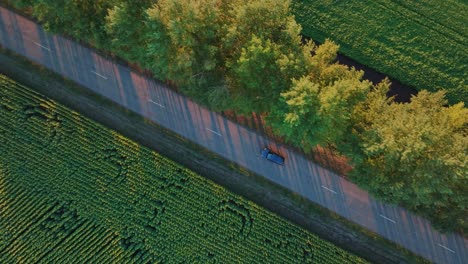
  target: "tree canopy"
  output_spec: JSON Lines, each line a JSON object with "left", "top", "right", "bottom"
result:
{"left": 267, "top": 41, "right": 371, "bottom": 149}
{"left": 31, "top": 0, "right": 111, "bottom": 47}
{"left": 349, "top": 84, "right": 468, "bottom": 231}
{"left": 105, "top": 0, "right": 155, "bottom": 63}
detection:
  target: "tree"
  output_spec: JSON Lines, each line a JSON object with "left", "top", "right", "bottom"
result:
{"left": 145, "top": 0, "right": 222, "bottom": 84}
{"left": 350, "top": 84, "right": 468, "bottom": 232}
{"left": 221, "top": 0, "right": 297, "bottom": 57}
{"left": 267, "top": 76, "right": 320, "bottom": 149}
{"left": 144, "top": 0, "right": 228, "bottom": 108}
{"left": 267, "top": 40, "right": 371, "bottom": 149}
{"left": 223, "top": 0, "right": 309, "bottom": 112}
{"left": 144, "top": 0, "right": 310, "bottom": 112}
{"left": 105, "top": 0, "right": 155, "bottom": 63}
{"left": 228, "top": 35, "right": 287, "bottom": 113}
{"left": 8, "top": 0, "right": 35, "bottom": 8}
{"left": 315, "top": 72, "right": 371, "bottom": 145}
{"left": 31, "top": 0, "right": 112, "bottom": 47}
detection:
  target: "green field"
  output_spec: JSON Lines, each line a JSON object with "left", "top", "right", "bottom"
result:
{"left": 0, "top": 74, "right": 367, "bottom": 263}
{"left": 292, "top": 0, "right": 468, "bottom": 105}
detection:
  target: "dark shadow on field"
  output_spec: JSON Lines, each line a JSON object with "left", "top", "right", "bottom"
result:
{"left": 337, "top": 54, "right": 418, "bottom": 103}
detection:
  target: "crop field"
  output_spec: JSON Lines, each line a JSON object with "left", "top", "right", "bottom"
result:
{"left": 292, "top": 0, "right": 468, "bottom": 105}
{"left": 0, "top": 74, "right": 367, "bottom": 263}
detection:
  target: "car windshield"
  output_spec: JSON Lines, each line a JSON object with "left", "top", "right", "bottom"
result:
{"left": 261, "top": 148, "right": 269, "bottom": 158}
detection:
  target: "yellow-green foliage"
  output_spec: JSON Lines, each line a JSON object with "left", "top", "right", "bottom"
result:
{"left": 0, "top": 74, "right": 368, "bottom": 263}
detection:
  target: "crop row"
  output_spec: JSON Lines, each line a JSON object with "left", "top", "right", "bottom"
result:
{"left": 0, "top": 75, "right": 368, "bottom": 263}
{"left": 292, "top": 0, "right": 467, "bottom": 105}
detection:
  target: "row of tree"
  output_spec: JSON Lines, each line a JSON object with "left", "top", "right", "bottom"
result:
{"left": 8, "top": 0, "right": 467, "bottom": 232}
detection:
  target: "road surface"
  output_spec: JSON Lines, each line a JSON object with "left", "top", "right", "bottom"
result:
{"left": 0, "top": 7, "right": 466, "bottom": 264}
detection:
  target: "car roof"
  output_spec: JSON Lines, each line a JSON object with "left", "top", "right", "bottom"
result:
{"left": 267, "top": 153, "right": 284, "bottom": 165}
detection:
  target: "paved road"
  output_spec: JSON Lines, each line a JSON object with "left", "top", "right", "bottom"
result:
{"left": 0, "top": 7, "right": 466, "bottom": 264}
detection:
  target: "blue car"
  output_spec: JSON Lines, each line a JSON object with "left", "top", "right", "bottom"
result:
{"left": 261, "top": 147, "right": 285, "bottom": 165}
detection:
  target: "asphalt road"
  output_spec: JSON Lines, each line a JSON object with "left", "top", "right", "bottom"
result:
{"left": 0, "top": 7, "right": 466, "bottom": 264}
